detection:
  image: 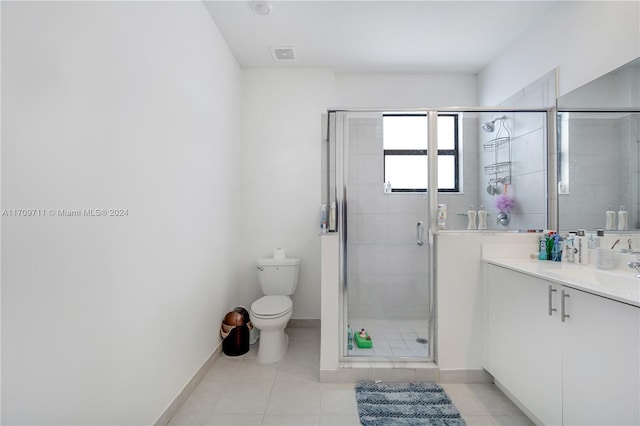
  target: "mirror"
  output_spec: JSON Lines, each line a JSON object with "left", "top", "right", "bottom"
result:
{"left": 557, "top": 58, "right": 640, "bottom": 110}
{"left": 557, "top": 58, "right": 640, "bottom": 232}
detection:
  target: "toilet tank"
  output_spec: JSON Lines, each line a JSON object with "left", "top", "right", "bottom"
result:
{"left": 256, "top": 258, "right": 300, "bottom": 295}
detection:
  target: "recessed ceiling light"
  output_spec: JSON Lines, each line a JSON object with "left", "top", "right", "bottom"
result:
{"left": 270, "top": 47, "right": 296, "bottom": 61}
{"left": 251, "top": 2, "right": 272, "bottom": 16}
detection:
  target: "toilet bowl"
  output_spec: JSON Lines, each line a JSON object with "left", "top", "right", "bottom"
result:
{"left": 250, "top": 256, "right": 300, "bottom": 363}
{"left": 250, "top": 295, "right": 293, "bottom": 363}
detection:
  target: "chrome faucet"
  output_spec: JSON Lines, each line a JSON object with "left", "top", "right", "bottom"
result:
{"left": 627, "top": 252, "right": 640, "bottom": 278}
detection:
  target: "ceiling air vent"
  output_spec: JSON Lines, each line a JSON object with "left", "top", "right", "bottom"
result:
{"left": 271, "top": 47, "right": 296, "bottom": 61}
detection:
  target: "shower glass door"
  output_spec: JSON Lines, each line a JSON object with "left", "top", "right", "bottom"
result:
{"left": 336, "top": 111, "right": 433, "bottom": 360}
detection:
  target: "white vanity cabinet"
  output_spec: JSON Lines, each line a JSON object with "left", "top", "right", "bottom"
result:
{"left": 485, "top": 264, "right": 562, "bottom": 425}
{"left": 484, "top": 263, "right": 640, "bottom": 426}
{"left": 561, "top": 286, "right": 640, "bottom": 426}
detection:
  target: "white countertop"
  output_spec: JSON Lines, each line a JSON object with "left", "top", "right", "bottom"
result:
{"left": 483, "top": 257, "right": 640, "bottom": 308}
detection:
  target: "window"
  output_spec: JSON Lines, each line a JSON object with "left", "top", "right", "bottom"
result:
{"left": 383, "top": 114, "right": 459, "bottom": 192}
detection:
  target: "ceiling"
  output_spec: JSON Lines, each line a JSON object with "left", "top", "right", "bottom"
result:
{"left": 203, "top": 1, "right": 558, "bottom": 74}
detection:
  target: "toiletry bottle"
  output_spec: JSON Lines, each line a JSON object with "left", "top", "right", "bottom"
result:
{"left": 576, "top": 229, "right": 589, "bottom": 265}
{"left": 437, "top": 204, "right": 447, "bottom": 229}
{"left": 561, "top": 234, "right": 570, "bottom": 262}
{"left": 606, "top": 206, "right": 616, "bottom": 230}
{"left": 538, "top": 235, "right": 547, "bottom": 260}
{"left": 567, "top": 232, "right": 576, "bottom": 263}
{"left": 477, "top": 205, "right": 487, "bottom": 230}
{"left": 329, "top": 202, "right": 337, "bottom": 232}
{"left": 594, "top": 229, "right": 604, "bottom": 249}
{"left": 321, "top": 204, "right": 327, "bottom": 233}
{"left": 467, "top": 205, "right": 477, "bottom": 230}
{"left": 546, "top": 232, "right": 556, "bottom": 260}
{"left": 618, "top": 205, "right": 628, "bottom": 230}
{"left": 552, "top": 235, "right": 562, "bottom": 262}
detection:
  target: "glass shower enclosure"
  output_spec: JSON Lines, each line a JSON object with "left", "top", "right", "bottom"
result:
{"left": 325, "top": 110, "right": 438, "bottom": 361}
{"left": 323, "top": 108, "right": 550, "bottom": 362}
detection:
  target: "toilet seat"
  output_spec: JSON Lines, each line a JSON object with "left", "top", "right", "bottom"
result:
{"left": 251, "top": 295, "right": 292, "bottom": 318}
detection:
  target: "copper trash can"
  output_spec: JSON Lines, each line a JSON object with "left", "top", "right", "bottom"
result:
{"left": 220, "top": 307, "right": 253, "bottom": 356}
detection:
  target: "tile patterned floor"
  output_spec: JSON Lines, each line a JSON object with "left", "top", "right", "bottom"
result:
{"left": 347, "top": 319, "right": 429, "bottom": 358}
{"left": 168, "top": 327, "right": 534, "bottom": 426}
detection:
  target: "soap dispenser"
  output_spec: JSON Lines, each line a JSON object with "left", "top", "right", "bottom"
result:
{"left": 618, "top": 205, "right": 628, "bottom": 230}
{"left": 467, "top": 205, "right": 477, "bottom": 230}
{"left": 477, "top": 205, "right": 487, "bottom": 230}
{"left": 605, "top": 206, "right": 616, "bottom": 230}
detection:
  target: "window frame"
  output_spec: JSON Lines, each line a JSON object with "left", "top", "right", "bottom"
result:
{"left": 382, "top": 113, "right": 460, "bottom": 193}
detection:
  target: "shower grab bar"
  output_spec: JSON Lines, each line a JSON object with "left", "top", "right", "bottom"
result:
{"left": 416, "top": 221, "right": 424, "bottom": 246}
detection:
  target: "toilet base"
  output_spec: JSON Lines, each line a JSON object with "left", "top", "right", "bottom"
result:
{"left": 257, "top": 329, "right": 289, "bottom": 364}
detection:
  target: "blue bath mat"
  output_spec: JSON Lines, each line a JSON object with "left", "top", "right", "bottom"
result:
{"left": 355, "top": 381, "right": 466, "bottom": 426}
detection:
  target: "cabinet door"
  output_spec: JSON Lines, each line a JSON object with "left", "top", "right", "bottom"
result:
{"left": 485, "top": 265, "right": 563, "bottom": 425}
{"left": 562, "top": 287, "right": 640, "bottom": 426}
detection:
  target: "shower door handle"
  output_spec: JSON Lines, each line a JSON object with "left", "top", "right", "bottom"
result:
{"left": 416, "top": 221, "right": 424, "bottom": 246}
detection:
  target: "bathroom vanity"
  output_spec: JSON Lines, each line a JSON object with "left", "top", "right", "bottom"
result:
{"left": 482, "top": 257, "right": 640, "bottom": 426}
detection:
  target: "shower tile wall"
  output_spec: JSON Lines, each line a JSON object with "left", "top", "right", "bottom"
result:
{"left": 346, "top": 116, "right": 429, "bottom": 321}
{"left": 478, "top": 111, "right": 548, "bottom": 230}
{"left": 477, "top": 71, "right": 553, "bottom": 231}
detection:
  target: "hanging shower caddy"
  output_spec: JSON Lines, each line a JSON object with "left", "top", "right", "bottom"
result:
{"left": 483, "top": 136, "right": 512, "bottom": 184}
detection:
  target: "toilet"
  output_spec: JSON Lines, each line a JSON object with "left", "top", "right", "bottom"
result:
{"left": 250, "top": 256, "right": 300, "bottom": 363}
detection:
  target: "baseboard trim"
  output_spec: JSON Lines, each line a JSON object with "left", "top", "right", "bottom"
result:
{"left": 287, "top": 319, "right": 320, "bottom": 328}
{"left": 154, "top": 343, "right": 222, "bottom": 426}
{"left": 320, "top": 366, "right": 493, "bottom": 384}
{"left": 439, "top": 368, "right": 493, "bottom": 383}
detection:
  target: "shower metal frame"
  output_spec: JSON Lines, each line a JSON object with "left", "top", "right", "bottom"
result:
{"left": 328, "top": 107, "right": 556, "bottom": 364}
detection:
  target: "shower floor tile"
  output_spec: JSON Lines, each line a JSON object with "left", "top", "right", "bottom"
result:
{"left": 347, "top": 319, "right": 429, "bottom": 358}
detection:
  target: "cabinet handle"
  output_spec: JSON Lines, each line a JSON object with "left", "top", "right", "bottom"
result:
{"left": 548, "top": 285, "right": 557, "bottom": 316}
{"left": 561, "top": 289, "right": 570, "bottom": 322}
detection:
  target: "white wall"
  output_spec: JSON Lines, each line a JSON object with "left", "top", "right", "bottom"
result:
{"left": 237, "top": 69, "right": 335, "bottom": 319}
{"left": 479, "top": 1, "right": 640, "bottom": 105}
{"left": 335, "top": 73, "right": 477, "bottom": 109}
{"left": 1, "top": 2, "right": 242, "bottom": 424}
{"left": 558, "top": 64, "right": 640, "bottom": 109}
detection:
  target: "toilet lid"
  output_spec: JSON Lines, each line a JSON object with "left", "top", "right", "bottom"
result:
{"left": 251, "top": 295, "right": 292, "bottom": 317}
